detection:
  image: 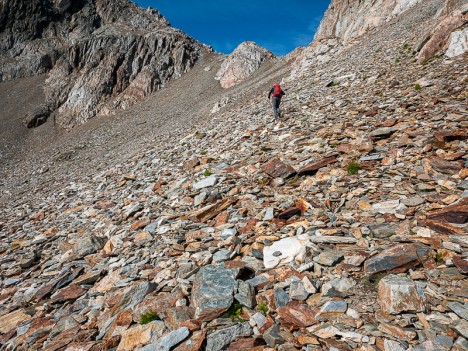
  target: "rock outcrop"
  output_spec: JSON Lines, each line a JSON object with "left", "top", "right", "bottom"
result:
{"left": 314, "top": 0, "right": 423, "bottom": 44}
{"left": 418, "top": 1, "right": 468, "bottom": 63}
{"left": 215, "top": 41, "right": 273, "bottom": 89}
{"left": 0, "top": 0, "right": 202, "bottom": 128}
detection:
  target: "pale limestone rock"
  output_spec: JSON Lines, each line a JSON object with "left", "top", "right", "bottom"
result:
{"left": 215, "top": 41, "right": 273, "bottom": 89}
{"left": 263, "top": 235, "right": 310, "bottom": 269}
{"left": 446, "top": 28, "right": 468, "bottom": 57}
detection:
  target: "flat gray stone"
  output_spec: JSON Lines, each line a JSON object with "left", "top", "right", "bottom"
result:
{"left": 313, "top": 250, "right": 344, "bottom": 266}
{"left": 205, "top": 322, "right": 252, "bottom": 351}
{"left": 289, "top": 280, "right": 309, "bottom": 301}
{"left": 73, "top": 236, "right": 105, "bottom": 258}
{"left": 138, "top": 327, "right": 189, "bottom": 351}
{"left": 192, "top": 176, "right": 217, "bottom": 190}
{"left": 401, "top": 197, "right": 425, "bottom": 207}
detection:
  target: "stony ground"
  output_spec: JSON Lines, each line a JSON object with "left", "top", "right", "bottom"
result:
{"left": 0, "top": 1, "right": 467, "bottom": 351}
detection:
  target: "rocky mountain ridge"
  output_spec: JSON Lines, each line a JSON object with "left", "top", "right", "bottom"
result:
{"left": 0, "top": 0, "right": 202, "bottom": 129}
{"left": 0, "top": 0, "right": 467, "bottom": 350}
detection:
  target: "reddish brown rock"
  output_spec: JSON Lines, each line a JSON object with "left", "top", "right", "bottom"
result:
{"left": 0, "top": 310, "right": 32, "bottom": 333}
{"left": 453, "top": 256, "right": 468, "bottom": 274}
{"left": 132, "top": 290, "right": 185, "bottom": 322}
{"left": 228, "top": 336, "right": 266, "bottom": 349}
{"left": 433, "top": 130, "right": 468, "bottom": 149}
{"left": 298, "top": 155, "right": 338, "bottom": 175}
{"left": 174, "top": 330, "right": 206, "bottom": 351}
{"left": 430, "top": 156, "right": 463, "bottom": 174}
{"left": 189, "top": 197, "right": 237, "bottom": 223}
{"left": 50, "top": 284, "right": 86, "bottom": 303}
{"left": 277, "top": 300, "right": 319, "bottom": 328}
{"left": 427, "top": 198, "right": 468, "bottom": 224}
{"left": 261, "top": 158, "right": 296, "bottom": 178}
{"left": 276, "top": 207, "right": 302, "bottom": 221}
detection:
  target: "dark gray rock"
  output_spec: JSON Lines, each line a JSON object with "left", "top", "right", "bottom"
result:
{"left": 73, "top": 236, "right": 106, "bottom": 258}
{"left": 192, "top": 264, "right": 238, "bottom": 321}
{"left": 234, "top": 281, "right": 256, "bottom": 309}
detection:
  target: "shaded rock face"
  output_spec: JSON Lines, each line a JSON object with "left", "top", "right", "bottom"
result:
{"left": 215, "top": 41, "right": 273, "bottom": 89}
{"left": 314, "top": 0, "right": 422, "bottom": 44}
{"left": 0, "top": 0, "right": 201, "bottom": 129}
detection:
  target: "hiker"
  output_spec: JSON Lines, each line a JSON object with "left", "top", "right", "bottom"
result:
{"left": 268, "top": 83, "right": 285, "bottom": 120}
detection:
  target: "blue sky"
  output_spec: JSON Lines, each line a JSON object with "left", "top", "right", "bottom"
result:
{"left": 133, "top": 1, "right": 331, "bottom": 56}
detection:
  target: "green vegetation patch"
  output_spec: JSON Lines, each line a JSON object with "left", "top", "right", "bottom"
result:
{"left": 414, "top": 84, "right": 422, "bottom": 91}
{"left": 257, "top": 302, "right": 269, "bottom": 315}
{"left": 346, "top": 162, "right": 361, "bottom": 175}
{"left": 203, "top": 169, "right": 212, "bottom": 177}
{"left": 140, "top": 312, "right": 160, "bottom": 325}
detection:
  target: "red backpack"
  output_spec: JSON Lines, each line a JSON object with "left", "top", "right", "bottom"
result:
{"left": 272, "top": 84, "right": 282, "bottom": 97}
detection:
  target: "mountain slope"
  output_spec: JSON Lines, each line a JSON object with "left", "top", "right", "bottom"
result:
{"left": 0, "top": 0, "right": 467, "bottom": 350}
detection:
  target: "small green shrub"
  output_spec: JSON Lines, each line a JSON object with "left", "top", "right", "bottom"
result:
{"left": 257, "top": 302, "right": 268, "bottom": 315}
{"left": 140, "top": 312, "right": 160, "bottom": 324}
{"left": 228, "top": 303, "right": 244, "bottom": 322}
{"left": 403, "top": 43, "right": 410, "bottom": 50}
{"left": 346, "top": 162, "right": 361, "bottom": 175}
{"left": 203, "top": 169, "right": 212, "bottom": 177}
{"left": 414, "top": 84, "right": 422, "bottom": 91}
{"left": 435, "top": 253, "right": 444, "bottom": 264}
{"left": 200, "top": 151, "right": 207, "bottom": 155}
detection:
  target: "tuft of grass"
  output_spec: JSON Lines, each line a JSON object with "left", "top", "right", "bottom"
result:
{"left": 422, "top": 55, "right": 439, "bottom": 65}
{"left": 327, "top": 81, "right": 340, "bottom": 87}
{"left": 257, "top": 302, "right": 268, "bottom": 315}
{"left": 346, "top": 162, "right": 361, "bottom": 175}
{"left": 414, "top": 84, "right": 422, "bottom": 91}
{"left": 403, "top": 43, "right": 410, "bottom": 50}
{"left": 140, "top": 312, "right": 160, "bottom": 324}
{"left": 395, "top": 58, "right": 400, "bottom": 63}
{"left": 200, "top": 151, "right": 207, "bottom": 155}
{"left": 435, "top": 253, "right": 444, "bottom": 265}
{"left": 330, "top": 142, "right": 338, "bottom": 149}
{"left": 228, "top": 303, "right": 244, "bottom": 322}
{"left": 203, "top": 169, "right": 212, "bottom": 177}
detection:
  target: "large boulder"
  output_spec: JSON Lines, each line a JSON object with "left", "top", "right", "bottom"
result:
{"left": 191, "top": 264, "right": 238, "bottom": 321}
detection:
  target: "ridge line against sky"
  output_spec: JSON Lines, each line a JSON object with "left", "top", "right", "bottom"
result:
{"left": 133, "top": 1, "right": 331, "bottom": 56}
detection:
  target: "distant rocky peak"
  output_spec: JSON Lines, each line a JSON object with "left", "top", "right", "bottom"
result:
{"left": 215, "top": 41, "right": 274, "bottom": 89}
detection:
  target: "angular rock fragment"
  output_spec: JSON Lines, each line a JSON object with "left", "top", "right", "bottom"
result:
{"left": 298, "top": 155, "right": 338, "bottom": 175}
{"left": 189, "top": 197, "right": 236, "bottom": 223}
{"left": 277, "top": 300, "right": 319, "bottom": 328}
{"left": 364, "top": 244, "right": 431, "bottom": 275}
{"left": 261, "top": 158, "right": 296, "bottom": 179}
{"left": 378, "top": 275, "right": 425, "bottom": 314}
{"left": 191, "top": 264, "right": 237, "bottom": 321}
{"left": 263, "top": 235, "right": 309, "bottom": 269}
{"left": 430, "top": 157, "right": 463, "bottom": 174}
{"left": 205, "top": 323, "right": 252, "bottom": 351}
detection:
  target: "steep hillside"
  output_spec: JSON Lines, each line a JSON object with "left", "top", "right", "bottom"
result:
{"left": 0, "top": 0, "right": 467, "bottom": 350}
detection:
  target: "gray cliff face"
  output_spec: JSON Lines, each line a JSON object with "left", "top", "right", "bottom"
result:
{"left": 0, "top": 0, "right": 201, "bottom": 129}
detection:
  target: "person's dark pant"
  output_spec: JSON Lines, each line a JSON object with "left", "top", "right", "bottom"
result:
{"left": 272, "top": 97, "right": 281, "bottom": 118}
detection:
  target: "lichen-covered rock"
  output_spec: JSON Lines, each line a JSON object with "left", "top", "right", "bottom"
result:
{"left": 191, "top": 264, "right": 237, "bottom": 321}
